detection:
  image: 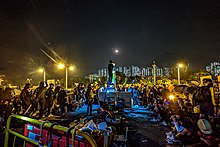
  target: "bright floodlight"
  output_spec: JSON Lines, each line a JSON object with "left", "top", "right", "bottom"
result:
{"left": 178, "top": 64, "right": 183, "bottom": 68}
{"left": 69, "top": 66, "right": 74, "bottom": 71}
{"left": 58, "top": 63, "right": 65, "bottom": 69}
{"left": 169, "top": 94, "right": 175, "bottom": 100}
{"left": 38, "top": 68, "right": 44, "bottom": 73}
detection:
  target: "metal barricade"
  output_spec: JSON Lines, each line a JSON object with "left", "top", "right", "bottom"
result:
{"left": 4, "top": 114, "right": 97, "bottom": 147}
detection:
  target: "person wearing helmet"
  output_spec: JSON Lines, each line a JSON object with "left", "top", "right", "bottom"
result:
{"left": 197, "top": 119, "right": 214, "bottom": 146}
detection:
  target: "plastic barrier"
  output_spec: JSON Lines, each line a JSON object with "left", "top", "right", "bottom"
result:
{"left": 4, "top": 114, "right": 98, "bottom": 147}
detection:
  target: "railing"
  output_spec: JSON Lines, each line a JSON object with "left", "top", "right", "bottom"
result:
{"left": 4, "top": 114, "right": 97, "bottom": 147}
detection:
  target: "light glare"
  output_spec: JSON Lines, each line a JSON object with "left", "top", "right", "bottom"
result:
{"left": 178, "top": 64, "right": 183, "bottom": 68}
{"left": 169, "top": 94, "right": 175, "bottom": 100}
{"left": 38, "top": 68, "right": 44, "bottom": 73}
{"left": 69, "top": 66, "right": 74, "bottom": 71}
{"left": 58, "top": 63, "right": 65, "bottom": 69}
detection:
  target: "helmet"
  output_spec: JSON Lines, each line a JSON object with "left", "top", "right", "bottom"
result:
{"left": 197, "top": 119, "right": 212, "bottom": 135}
{"left": 193, "top": 105, "right": 200, "bottom": 113}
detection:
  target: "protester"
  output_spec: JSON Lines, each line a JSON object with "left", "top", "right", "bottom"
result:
{"left": 34, "top": 82, "right": 47, "bottom": 118}
{"left": 196, "top": 79, "right": 215, "bottom": 122}
{"left": 20, "top": 83, "right": 32, "bottom": 114}
{"left": 3, "top": 87, "right": 14, "bottom": 101}
{"left": 45, "top": 83, "right": 55, "bottom": 116}
{"left": 85, "top": 84, "right": 94, "bottom": 116}
{"left": 57, "top": 87, "right": 67, "bottom": 114}
{"left": 132, "top": 86, "right": 139, "bottom": 105}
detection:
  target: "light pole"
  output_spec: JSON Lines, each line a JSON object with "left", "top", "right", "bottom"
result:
{"left": 177, "top": 64, "right": 183, "bottom": 85}
{"left": 152, "top": 61, "right": 156, "bottom": 85}
{"left": 38, "top": 68, "right": 46, "bottom": 82}
{"left": 58, "top": 63, "right": 74, "bottom": 89}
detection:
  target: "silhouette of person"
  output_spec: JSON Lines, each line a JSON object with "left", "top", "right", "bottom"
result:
{"left": 108, "top": 60, "right": 114, "bottom": 84}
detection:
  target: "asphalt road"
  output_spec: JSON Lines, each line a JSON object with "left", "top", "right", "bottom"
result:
{"left": 125, "top": 119, "right": 168, "bottom": 147}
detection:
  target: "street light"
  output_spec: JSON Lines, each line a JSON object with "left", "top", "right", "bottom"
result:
{"left": 152, "top": 61, "right": 156, "bottom": 85}
{"left": 38, "top": 68, "right": 46, "bottom": 82}
{"left": 58, "top": 63, "right": 65, "bottom": 69}
{"left": 57, "top": 63, "right": 74, "bottom": 89}
{"left": 177, "top": 63, "right": 183, "bottom": 85}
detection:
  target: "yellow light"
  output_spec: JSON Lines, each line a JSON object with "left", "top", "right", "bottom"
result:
{"left": 69, "top": 66, "right": 74, "bottom": 71}
{"left": 169, "top": 94, "right": 175, "bottom": 100}
{"left": 38, "top": 68, "right": 44, "bottom": 73}
{"left": 178, "top": 64, "right": 183, "bottom": 68}
{"left": 58, "top": 63, "right": 65, "bottom": 69}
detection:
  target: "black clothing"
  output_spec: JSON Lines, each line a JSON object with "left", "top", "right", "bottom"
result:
{"left": 20, "top": 89, "right": 32, "bottom": 112}
{"left": 34, "top": 87, "right": 47, "bottom": 118}
{"left": 45, "top": 87, "right": 54, "bottom": 115}
{"left": 108, "top": 61, "right": 114, "bottom": 84}
{"left": 85, "top": 87, "right": 93, "bottom": 116}
{"left": 197, "top": 86, "right": 214, "bottom": 117}
{"left": 57, "top": 90, "right": 67, "bottom": 113}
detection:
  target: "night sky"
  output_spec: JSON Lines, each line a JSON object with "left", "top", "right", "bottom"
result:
{"left": 1, "top": 0, "right": 220, "bottom": 81}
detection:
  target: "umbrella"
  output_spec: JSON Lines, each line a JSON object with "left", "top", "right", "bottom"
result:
{"left": 174, "top": 85, "right": 189, "bottom": 93}
{"left": 189, "top": 81, "right": 200, "bottom": 87}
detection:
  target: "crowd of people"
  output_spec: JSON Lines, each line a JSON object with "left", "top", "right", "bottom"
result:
{"left": 107, "top": 78, "right": 220, "bottom": 146}
{"left": 126, "top": 79, "right": 220, "bottom": 146}
{"left": 0, "top": 82, "right": 100, "bottom": 119}
{"left": 0, "top": 78, "right": 220, "bottom": 146}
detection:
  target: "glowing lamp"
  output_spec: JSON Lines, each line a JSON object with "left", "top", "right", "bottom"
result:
{"left": 38, "top": 68, "right": 44, "bottom": 73}
{"left": 69, "top": 66, "right": 74, "bottom": 71}
{"left": 178, "top": 64, "right": 183, "bottom": 68}
{"left": 58, "top": 63, "right": 65, "bottom": 69}
{"left": 169, "top": 94, "right": 175, "bottom": 100}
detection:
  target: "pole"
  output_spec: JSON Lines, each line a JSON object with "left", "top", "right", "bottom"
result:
{"left": 152, "top": 61, "right": 156, "bottom": 85}
{"left": 43, "top": 70, "right": 46, "bottom": 82}
{"left": 177, "top": 67, "right": 180, "bottom": 85}
{"left": 66, "top": 67, "right": 68, "bottom": 89}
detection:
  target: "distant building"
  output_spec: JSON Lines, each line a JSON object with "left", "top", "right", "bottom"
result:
{"left": 92, "top": 64, "right": 172, "bottom": 79}
{"left": 163, "top": 67, "right": 171, "bottom": 77}
{"left": 206, "top": 62, "right": 220, "bottom": 76}
{"left": 98, "top": 68, "right": 107, "bottom": 77}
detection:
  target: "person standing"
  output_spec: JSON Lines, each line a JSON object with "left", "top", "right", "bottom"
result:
{"left": 20, "top": 83, "right": 32, "bottom": 114}
{"left": 132, "top": 86, "right": 140, "bottom": 105}
{"left": 58, "top": 87, "right": 67, "bottom": 114}
{"left": 34, "top": 82, "right": 47, "bottom": 118}
{"left": 85, "top": 84, "right": 94, "bottom": 116}
{"left": 197, "top": 79, "right": 215, "bottom": 122}
{"left": 108, "top": 60, "right": 115, "bottom": 84}
{"left": 45, "top": 83, "right": 55, "bottom": 116}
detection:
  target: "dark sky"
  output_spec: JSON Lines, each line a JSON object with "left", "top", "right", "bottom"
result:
{"left": 1, "top": 0, "right": 220, "bottom": 81}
